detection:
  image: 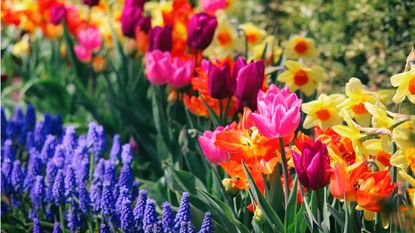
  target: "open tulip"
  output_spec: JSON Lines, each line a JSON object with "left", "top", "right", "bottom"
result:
{"left": 251, "top": 85, "right": 302, "bottom": 138}
{"left": 292, "top": 140, "right": 331, "bottom": 190}
{"left": 148, "top": 26, "right": 173, "bottom": 52}
{"left": 187, "top": 13, "right": 218, "bottom": 50}
{"left": 234, "top": 58, "right": 265, "bottom": 101}
{"left": 77, "top": 27, "right": 102, "bottom": 52}
{"left": 74, "top": 45, "right": 92, "bottom": 63}
{"left": 144, "top": 50, "right": 172, "bottom": 85}
{"left": 206, "top": 60, "right": 233, "bottom": 99}
{"left": 198, "top": 126, "right": 229, "bottom": 164}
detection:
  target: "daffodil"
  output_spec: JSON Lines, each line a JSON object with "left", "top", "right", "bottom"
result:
{"left": 392, "top": 117, "right": 415, "bottom": 150}
{"left": 11, "top": 35, "right": 30, "bottom": 58}
{"left": 338, "top": 78, "right": 378, "bottom": 127}
{"left": 250, "top": 35, "right": 282, "bottom": 63}
{"left": 364, "top": 102, "right": 394, "bottom": 129}
{"left": 239, "top": 23, "right": 267, "bottom": 46}
{"left": 204, "top": 10, "right": 241, "bottom": 59}
{"left": 302, "top": 94, "right": 345, "bottom": 129}
{"left": 390, "top": 69, "right": 415, "bottom": 104}
{"left": 283, "top": 35, "right": 318, "bottom": 59}
{"left": 277, "top": 60, "right": 325, "bottom": 96}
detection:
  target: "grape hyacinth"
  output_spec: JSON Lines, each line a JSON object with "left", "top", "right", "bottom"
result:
{"left": 1, "top": 105, "right": 212, "bottom": 232}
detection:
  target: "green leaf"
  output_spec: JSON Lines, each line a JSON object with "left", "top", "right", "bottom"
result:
{"left": 285, "top": 176, "right": 298, "bottom": 232}
{"left": 242, "top": 162, "right": 284, "bottom": 233}
{"left": 200, "top": 96, "right": 221, "bottom": 127}
{"left": 327, "top": 204, "right": 345, "bottom": 227}
{"left": 164, "top": 166, "right": 206, "bottom": 195}
{"left": 267, "top": 165, "right": 284, "bottom": 218}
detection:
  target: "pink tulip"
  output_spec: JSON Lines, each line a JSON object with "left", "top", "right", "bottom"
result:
{"left": 200, "top": 0, "right": 228, "bottom": 14}
{"left": 144, "top": 50, "right": 172, "bottom": 85}
{"left": 198, "top": 126, "right": 229, "bottom": 164}
{"left": 167, "top": 58, "right": 194, "bottom": 88}
{"left": 251, "top": 85, "right": 302, "bottom": 138}
{"left": 77, "top": 27, "right": 102, "bottom": 52}
{"left": 74, "top": 45, "right": 92, "bottom": 63}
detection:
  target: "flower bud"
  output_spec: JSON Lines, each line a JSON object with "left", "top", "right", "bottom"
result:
{"left": 187, "top": 13, "right": 217, "bottom": 50}
{"left": 221, "top": 178, "right": 238, "bottom": 196}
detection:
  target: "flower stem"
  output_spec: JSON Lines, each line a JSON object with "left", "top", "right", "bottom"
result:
{"left": 278, "top": 137, "right": 290, "bottom": 207}
{"left": 59, "top": 205, "right": 67, "bottom": 233}
{"left": 315, "top": 188, "right": 324, "bottom": 224}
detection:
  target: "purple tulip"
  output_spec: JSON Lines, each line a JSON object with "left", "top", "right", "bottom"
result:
{"left": 148, "top": 26, "right": 173, "bottom": 52}
{"left": 120, "top": 3, "right": 143, "bottom": 38}
{"left": 82, "top": 0, "right": 99, "bottom": 7}
{"left": 137, "top": 16, "right": 152, "bottom": 33}
{"left": 234, "top": 57, "right": 265, "bottom": 101}
{"left": 292, "top": 140, "right": 331, "bottom": 190}
{"left": 207, "top": 61, "right": 233, "bottom": 99}
{"left": 187, "top": 13, "right": 217, "bottom": 50}
{"left": 50, "top": 4, "right": 66, "bottom": 25}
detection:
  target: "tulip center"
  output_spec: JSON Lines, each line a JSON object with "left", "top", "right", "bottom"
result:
{"left": 409, "top": 76, "right": 415, "bottom": 95}
{"left": 315, "top": 109, "right": 331, "bottom": 121}
{"left": 294, "top": 40, "right": 308, "bottom": 54}
{"left": 351, "top": 103, "right": 368, "bottom": 115}
{"left": 293, "top": 69, "right": 309, "bottom": 86}
{"left": 217, "top": 31, "right": 232, "bottom": 45}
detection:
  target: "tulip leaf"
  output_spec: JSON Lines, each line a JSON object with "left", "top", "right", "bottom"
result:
{"left": 267, "top": 165, "right": 284, "bottom": 218}
{"left": 198, "top": 189, "right": 250, "bottom": 233}
{"left": 200, "top": 96, "right": 221, "bottom": 127}
{"left": 285, "top": 176, "right": 298, "bottom": 232}
{"left": 242, "top": 162, "right": 284, "bottom": 233}
{"left": 327, "top": 204, "right": 345, "bottom": 227}
{"left": 164, "top": 166, "right": 206, "bottom": 195}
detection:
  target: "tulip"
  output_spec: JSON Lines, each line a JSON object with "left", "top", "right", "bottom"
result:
{"left": 234, "top": 58, "right": 265, "bottom": 101}
{"left": 200, "top": 0, "right": 228, "bottom": 14}
{"left": 74, "top": 45, "right": 92, "bottom": 63}
{"left": 82, "top": 0, "right": 99, "bottom": 7}
{"left": 187, "top": 13, "right": 218, "bottom": 50}
{"left": 77, "top": 27, "right": 102, "bottom": 52}
{"left": 120, "top": 2, "right": 143, "bottom": 38}
{"left": 198, "top": 126, "right": 229, "bottom": 164}
{"left": 206, "top": 61, "right": 233, "bottom": 99}
{"left": 292, "top": 140, "right": 331, "bottom": 190}
{"left": 168, "top": 58, "right": 194, "bottom": 88}
{"left": 137, "top": 16, "right": 151, "bottom": 33}
{"left": 50, "top": 4, "right": 66, "bottom": 25}
{"left": 148, "top": 26, "right": 173, "bottom": 52}
{"left": 251, "top": 85, "right": 302, "bottom": 138}
{"left": 144, "top": 50, "right": 172, "bottom": 85}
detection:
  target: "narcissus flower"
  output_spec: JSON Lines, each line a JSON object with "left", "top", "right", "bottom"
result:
{"left": 198, "top": 126, "right": 229, "bottom": 164}
{"left": 239, "top": 23, "right": 267, "bottom": 46}
{"left": 277, "top": 60, "right": 325, "bottom": 96}
{"left": 283, "top": 35, "right": 318, "bottom": 59}
{"left": 187, "top": 13, "right": 218, "bottom": 50}
{"left": 338, "top": 78, "right": 378, "bottom": 127}
{"left": 390, "top": 69, "right": 415, "bottom": 104}
{"left": 292, "top": 140, "right": 331, "bottom": 190}
{"left": 251, "top": 85, "right": 302, "bottom": 139}
{"left": 302, "top": 94, "right": 345, "bottom": 129}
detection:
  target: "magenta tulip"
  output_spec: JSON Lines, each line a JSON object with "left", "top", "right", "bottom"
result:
{"left": 120, "top": 1, "right": 143, "bottom": 38}
{"left": 198, "top": 127, "right": 229, "bottom": 164}
{"left": 77, "top": 27, "right": 102, "bottom": 52}
{"left": 206, "top": 61, "right": 233, "bottom": 99}
{"left": 148, "top": 26, "right": 173, "bottom": 52}
{"left": 292, "top": 140, "right": 331, "bottom": 190}
{"left": 50, "top": 4, "right": 66, "bottom": 25}
{"left": 234, "top": 58, "right": 265, "bottom": 101}
{"left": 200, "top": 0, "right": 228, "bottom": 14}
{"left": 251, "top": 85, "right": 301, "bottom": 138}
{"left": 167, "top": 58, "right": 194, "bottom": 88}
{"left": 187, "top": 13, "right": 217, "bottom": 50}
{"left": 82, "top": 0, "right": 99, "bottom": 7}
{"left": 144, "top": 50, "right": 172, "bottom": 85}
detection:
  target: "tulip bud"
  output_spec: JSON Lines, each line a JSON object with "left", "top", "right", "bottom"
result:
{"left": 82, "top": 0, "right": 99, "bottom": 7}
{"left": 120, "top": 3, "right": 143, "bottom": 38}
{"left": 253, "top": 207, "right": 265, "bottom": 225}
{"left": 222, "top": 178, "right": 239, "bottom": 196}
{"left": 207, "top": 61, "right": 233, "bottom": 99}
{"left": 234, "top": 58, "right": 265, "bottom": 101}
{"left": 50, "top": 4, "right": 66, "bottom": 25}
{"left": 187, "top": 13, "right": 217, "bottom": 50}
{"left": 292, "top": 140, "right": 331, "bottom": 190}
{"left": 148, "top": 26, "right": 173, "bottom": 52}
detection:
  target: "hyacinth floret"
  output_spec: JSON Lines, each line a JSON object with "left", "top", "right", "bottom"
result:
{"left": 109, "top": 134, "right": 121, "bottom": 162}
{"left": 199, "top": 212, "right": 213, "bottom": 233}
{"left": 162, "top": 202, "right": 174, "bottom": 232}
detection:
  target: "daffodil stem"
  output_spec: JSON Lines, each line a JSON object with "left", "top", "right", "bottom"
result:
{"left": 278, "top": 137, "right": 290, "bottom": 207}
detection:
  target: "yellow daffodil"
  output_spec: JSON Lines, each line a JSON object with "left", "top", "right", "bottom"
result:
{"left": 390, "top": 69, "right": 415, "bottom": 104}
{"left": 392, "top": 118, "right": 415, "bottom": 150}
{"left": 338, "top": 78, "right": 378, "bottom": 127}
{"left": 302, "top": 93, "right": 345, "bottom": 129}
{"left": 277, "top": 60, "right": 325, "bottom": 96}
{"left": 204, "top": 10, "right": 241, "bottom": 59}
{"left": 250, "top": 35, "right": 282, "bottom": 63}
{"left": 333, "top": 111, "right": 382, "bottom": 160}
{"left": 144, "top": 1, "right": 172, "bottom": 27}
{"left": 364, "top": 102, "right": 394, "bottom": 129}
{"left": 283, "top": 35, "right": 318, "bottom": 59}
{"left": 11, "top": 35, "right": 30, "bottom": 58}
{"left": 239, "top": 23, "right": 267, "bottom": 46}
